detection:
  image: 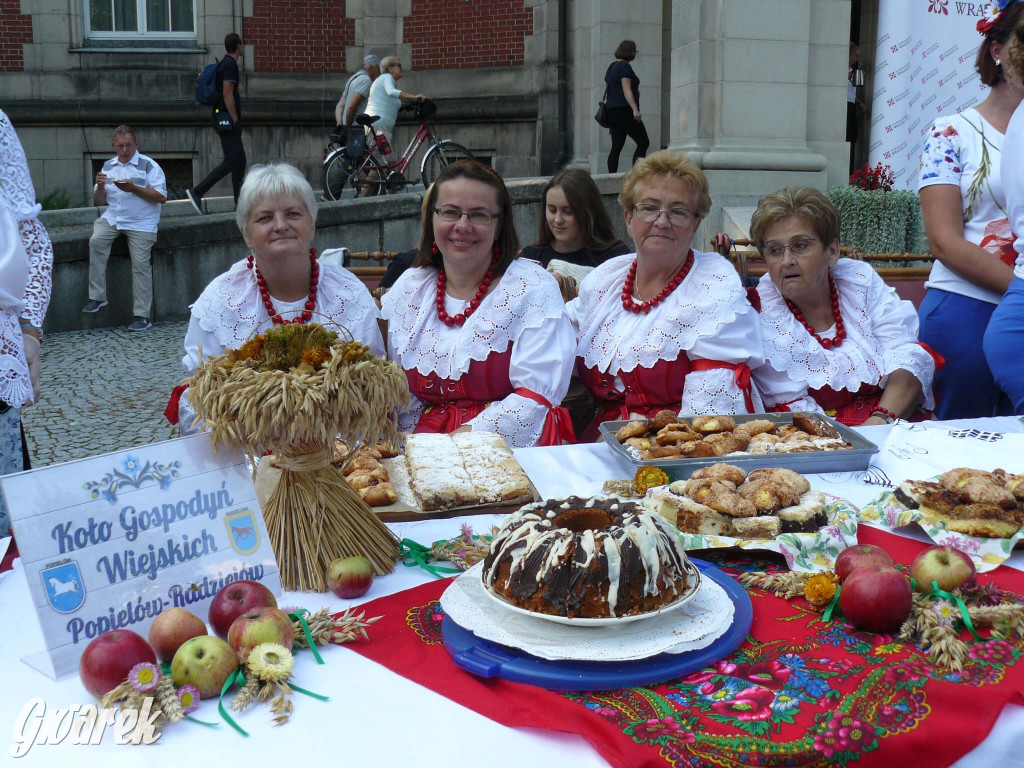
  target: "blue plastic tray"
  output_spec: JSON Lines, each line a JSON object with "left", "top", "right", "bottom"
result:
{"left": 441, "top": 558, "right": 752, "bottom": 691}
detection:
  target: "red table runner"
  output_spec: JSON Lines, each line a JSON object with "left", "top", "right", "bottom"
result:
{"left": 344, "top": 528, "right": 1024, "bottom": 768}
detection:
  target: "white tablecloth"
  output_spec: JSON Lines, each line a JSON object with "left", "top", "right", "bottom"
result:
{"left": 3, "top": 417, "right": 1024, "bottom": 766}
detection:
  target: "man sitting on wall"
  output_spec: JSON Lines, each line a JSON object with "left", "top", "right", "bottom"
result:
{"left": 82, "top": 124, "right": 167, "bottom": 331}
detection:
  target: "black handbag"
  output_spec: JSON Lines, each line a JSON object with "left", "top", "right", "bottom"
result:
{"left": 213, "top": 110, "right": 234, "bottom": 135}
{"left": 595, "top": 62, "right": 613, "bottom": 128}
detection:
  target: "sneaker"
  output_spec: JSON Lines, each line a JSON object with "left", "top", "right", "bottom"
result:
{"left": 126, "top": 317, "right": 153, "bottom": 331}
{"left": 185, "top": 188, "right": 204, "bottom": 215}
{"left": 81, "top": 299, "right": 107, "bottom": 313}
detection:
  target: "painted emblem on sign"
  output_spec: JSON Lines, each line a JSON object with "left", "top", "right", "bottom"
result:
{"left": 224, "top": 509, "right": 260, "bottom": 555}
{"left": 41, "top": 561, "right": 86, "bottom": 613}
{"left": 82, "top": 454, "right": 183, "bottom": 503}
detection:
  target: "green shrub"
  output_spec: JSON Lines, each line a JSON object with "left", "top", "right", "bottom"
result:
{"left": 828, "top": 186, "right": 926, "bottom": 254}
{"left": 38, "top": 189, "right": 81, "bottom": 211}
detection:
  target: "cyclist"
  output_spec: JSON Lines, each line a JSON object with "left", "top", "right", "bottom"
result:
{"left": 364, "top": 56, "right": 425, "bottom": 163}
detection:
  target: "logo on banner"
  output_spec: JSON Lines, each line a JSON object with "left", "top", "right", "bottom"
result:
{"left": 224, "top": 509, "right": 260, "bottom": 555}
{"left": 41, "top": 561, "right": 86, "bottom": 613}
{"left": 928, "top": 0, "right": 949, "bottom": 15}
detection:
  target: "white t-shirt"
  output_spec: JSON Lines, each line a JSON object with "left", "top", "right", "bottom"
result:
{"left": 364, "top": 73, "right": 403, "bottom": 133}
{"left": 1002, "top": 101, "right": 1024, "bottom": 280}
{"left": 918, "top": 109, "right": 1013, "bottom": 303}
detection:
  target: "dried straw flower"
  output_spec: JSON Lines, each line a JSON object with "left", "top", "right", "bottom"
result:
{"left": 803, "top": 572, "right": 839, "bottom": 610}
{"left": 248, "top": 643, "right": 294, "bottom": 683}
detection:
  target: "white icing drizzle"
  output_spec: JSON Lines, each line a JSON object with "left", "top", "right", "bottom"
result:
{"left": 483, "top": 497, "right": 691, "bottom": 615}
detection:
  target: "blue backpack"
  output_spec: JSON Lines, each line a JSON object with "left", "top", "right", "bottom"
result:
{"left": 194, "top": 59, "right": 220, "bottom": 105}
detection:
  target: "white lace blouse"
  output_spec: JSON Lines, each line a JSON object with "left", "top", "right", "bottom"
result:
{"left": 381, "top": 258, "right": 575, "bottom": 447}
{"left": 753, "top": 258, "right": 935, "bottom": 411}
{"left": 566, "top": 251, "right": 765, "bottom": 414}
{"left": 178, "top": 259, "right": 384, "bottom": 430}
{"left": 0, "top": 109, "right": 53, "bottom": 409}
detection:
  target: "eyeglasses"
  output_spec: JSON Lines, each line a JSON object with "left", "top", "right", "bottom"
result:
{"left": 632, "top": 203, "right": 699, "bottom": 226}
{"left": 434, "top": 207, "right": 499, "bottom": 225}
{"left": 761, "top": 237, "right": 820, "bottom": 260}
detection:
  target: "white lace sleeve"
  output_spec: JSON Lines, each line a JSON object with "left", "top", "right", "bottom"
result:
{"left": 397, "top": 393, "right": 425, "bottom": 433}
{"left": 468, "top": 314, "right": 576, "bottom": 447}
{"left": 680, "top": 299, "right": 765, "bottom": 415}
{"left": 18, "top": 219, "right": 53, "bottom": 329}
{"left": 867, "top": 272, "right": 936, "bottom": 409}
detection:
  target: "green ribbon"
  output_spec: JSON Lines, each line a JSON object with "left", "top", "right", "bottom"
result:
{"left": 911, "top": 578, "right": 982, "bottom": 642}
{"left": 289, "top": 682, "right": 330, "bottom": 701}
{"left": 822, "top": 583, "right": 842, "bottom": 622}
{"left": 399, "top": 538, "right": 461, "bottom": 579}
{"left": 218, "top": 668, "right": 249, "bottom": 737}
{"left": 288, "top": 609, "right": 324, "bottom": 665}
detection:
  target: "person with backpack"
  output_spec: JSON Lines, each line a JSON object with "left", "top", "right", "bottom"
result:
{"left": 187, "top": 33, "right": 245, "bottom": 213}
{"left": 335, "top": 55, "right": 381, "bottom": 129}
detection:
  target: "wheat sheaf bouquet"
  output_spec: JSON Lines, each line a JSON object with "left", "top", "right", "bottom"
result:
{"left": 187, "top": 323, "right": 410, "bottom": 591}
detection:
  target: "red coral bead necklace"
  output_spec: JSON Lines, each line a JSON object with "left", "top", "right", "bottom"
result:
{"left": 621, "top": 250, "right": 694, "bottom": 313}
{"left": 246, "top": 247, "right": 319, "bottom": 325}
{"left": 784, "top": 274, "right": 845, "bottom": 349}
{"left": 435, "top": 243, "right": 500, "bottom": 327}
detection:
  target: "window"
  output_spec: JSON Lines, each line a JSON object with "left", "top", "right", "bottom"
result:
{"left": 87, "top": 0, "right": 194, "bottom": 36}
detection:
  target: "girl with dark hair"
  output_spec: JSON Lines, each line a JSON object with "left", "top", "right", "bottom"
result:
{"left": 604, "top": 40, "right": 650, "bottom": 173}
{"left": 520, "top": 168, "right": 630, "bottom": 274}
{"left": 381, "top": 161, "right": 576, "bottom": 447}
{"left": 917, "top": 0, "right": 1024, "bottom": 418}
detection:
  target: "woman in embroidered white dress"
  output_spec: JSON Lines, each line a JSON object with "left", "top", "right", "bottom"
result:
{"left": 751, "top": 188, "right": 935, "bottom": 426}
{"left": 381, "top": 160, "right": 575, "bottom": 448}
{"left": 0, "top": 109, "right": 54, "bottom": 538}
{"left": 917, "top": 0, "right": 1024, "bottom": 418}
{"left": 567, "top": 150, "right": 764, "bottom": 441}
{"left": 168, "top": 163, "right": 383, "bottom": 432}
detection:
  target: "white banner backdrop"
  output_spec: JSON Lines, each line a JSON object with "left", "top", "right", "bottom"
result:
{"left": 868, "top": 0, "right": 991, "bottom": 190}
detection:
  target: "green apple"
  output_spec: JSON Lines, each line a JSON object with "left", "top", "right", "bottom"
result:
{"left": 171, "top": 635, "right": 239, "bottom": 699}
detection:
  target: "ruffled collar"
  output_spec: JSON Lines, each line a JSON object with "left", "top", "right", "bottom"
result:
{"left": 757, "top": 259, "right": 889, "bottom": 390}
{"left": 191, "top": 259, "right": 378, "bottom": 351}
{"left": 381, "top": 258, "right": 567, "bottom": 378}
{"left": 574, "top": 251, "right": 750, "bottom": 372}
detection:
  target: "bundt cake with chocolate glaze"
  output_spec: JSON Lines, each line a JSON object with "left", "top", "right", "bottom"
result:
{"left": 482, "top": 496, "right": 692, "bottom": 618}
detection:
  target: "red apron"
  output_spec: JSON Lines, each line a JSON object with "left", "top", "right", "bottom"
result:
{"left": 576, "top": 355, "right": 754, "bottom": 441}
{"left": 408, "top": 345, "right": 574, "bottom": 445}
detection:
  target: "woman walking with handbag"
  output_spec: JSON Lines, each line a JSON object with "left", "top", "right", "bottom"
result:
{"left": 604, "top": 40, "right": 650, "bottom": 173}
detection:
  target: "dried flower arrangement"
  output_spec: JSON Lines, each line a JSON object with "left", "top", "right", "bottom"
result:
{"left": 430, "top": 523, "right": 498, "bottom": 570}
{"left": 188, "top": 323, "right": 410, "bottom": 590}
{"left": 739, "top": 570, "right": 1024, "bottom": 671}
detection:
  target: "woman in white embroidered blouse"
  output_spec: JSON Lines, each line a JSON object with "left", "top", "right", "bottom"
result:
{"left": 567, "top": 150, "right": 764, "bottom": 441}
{"left": 0, "top": 109, "right": 54, "bottom": 538}
{"left": 169, "top": 163, "right": 383, "bottom": 432}
{"left": 751, "top": 188, "right": 935, "bottom": 426}
{"left": 381, "top": 160, "right": 575, "bottom": 448}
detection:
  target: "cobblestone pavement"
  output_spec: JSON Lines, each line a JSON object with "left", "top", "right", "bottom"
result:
{"left": 22, "top": 320, "right": 188, "bottom": 467}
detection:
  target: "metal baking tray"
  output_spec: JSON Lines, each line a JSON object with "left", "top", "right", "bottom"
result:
{"left": 599, "top": 412, "right": 878, "bottom": 480}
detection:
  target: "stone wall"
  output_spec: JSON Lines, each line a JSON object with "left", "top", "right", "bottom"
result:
{"left": 39, "top": 174, "right": 635, "bottom": 334}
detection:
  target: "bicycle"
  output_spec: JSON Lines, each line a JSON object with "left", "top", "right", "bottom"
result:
{"left": 321, "top": 99, "right": 474, "bottom": 201}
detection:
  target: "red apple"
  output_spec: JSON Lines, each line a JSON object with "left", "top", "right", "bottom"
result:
{"left": 910, "top": 544, "right": 977, "bottom": 593}
{"left": 171, "top": 635, "right": 239, "bottom": 699}
{"left": 148, "top": 607, "right": 208, "bottom": 664}
{"left": 208, "top": 579, "right": 278, "bottom": 638}
{"left": 325, "top": 556, "right": 373, "bottom": 599}
{"left": 226, "top": 607, "right": 295, "bottom": 663}
{"left": 834, "top": 544, "right": 894, "bottom": 582}
{"left": 839, "top": 565, "right": 913, "bottom": 633}
{"left": 79, "top": 629, "right": 157, "bottom": 699}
